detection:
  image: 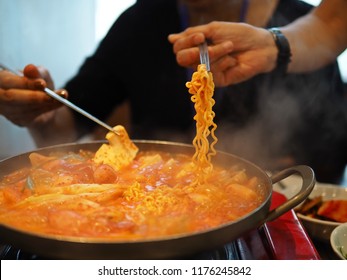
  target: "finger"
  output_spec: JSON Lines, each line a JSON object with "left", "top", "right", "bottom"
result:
{"left": 0, "top": 88, "right": 58, "bottom": 105}
{"left": 0, "top": 102, "right": 51, "bottom": 117}
{"left": 24, "top": 64, "right": 53, "bottom": 89}
{"left": 56, "top": 89, "right": 69, "bottom": 99}
{"left": 0, "top": 94, "right": 58, "bottom": 126}
{"left": 220, "top": 65, "right": 258, "bottom": 86}
{"left": 168, "top": 33, "right": 179, "bottom": 43}
{"left": 0, "top": 71, "right": 46, "bottom": 90}
{"left": 3, "top": 87, "right": 69, "bottom": 105}
{"left": 0, "top": 99, "right": 59, "bottom": 116}
{"left": 0, "top": 88, "right": 62, "bottom": 127}
{"left": 176, "top": 48, "right": 200, "bottom": 68}
{"left": 169, "top": 23, "right": 212, "bottom": 41}
{"left": 208, "top": 41, "right": 234, "bottom": 63}
{"left": 36, "top": 66, "right": 55, "bottom": 89}
{"left": 168, "top": 32, "right": 202, "bottom": 44}
{"left": 210, "top": 55, "right": 238, "bottom": 74}
{"left": 168, "top": 31, "right": 193, "bottom": 43}
{"left": 23, "top": 64, "right": 41, "bottom": 79}
{"left": 172, "top": 33, "right": 205, "bottom": 53}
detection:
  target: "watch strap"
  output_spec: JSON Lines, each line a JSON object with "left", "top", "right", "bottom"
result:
{"left": 268, "top": 27, "right": 292, "bottom": 75}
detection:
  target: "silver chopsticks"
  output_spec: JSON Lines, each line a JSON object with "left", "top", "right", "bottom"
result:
{"left": 199, "top": 41, "right": 210, "bottom": 71}
{"left": 0, "top": 63, "right": 118, "bottom": 135}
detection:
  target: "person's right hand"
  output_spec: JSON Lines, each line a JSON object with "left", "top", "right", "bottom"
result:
{"left": 0, "top": 64, "right": 67, "bottom": 127}
{"left": 168, "top": 22, "right": 278, "bottom": 86}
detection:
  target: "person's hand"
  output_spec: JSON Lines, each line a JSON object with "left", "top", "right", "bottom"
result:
{"left": 0, "top": 64, "right": 67, "bottom": 127}
{"left": 168, "top": 21, "right": 278, "bottom": 86}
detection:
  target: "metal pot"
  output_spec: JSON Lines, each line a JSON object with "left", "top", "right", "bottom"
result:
{"left": 0, "top": 140, "right": 315, "bottom": 259}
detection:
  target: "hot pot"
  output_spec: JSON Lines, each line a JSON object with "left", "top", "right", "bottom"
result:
{"left": 0, "top": 140, "right": 315, "bottom": 259}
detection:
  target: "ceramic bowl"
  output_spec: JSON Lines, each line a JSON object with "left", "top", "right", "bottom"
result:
{"left": 330, "top": 222, "right": 347, "bottom": 260}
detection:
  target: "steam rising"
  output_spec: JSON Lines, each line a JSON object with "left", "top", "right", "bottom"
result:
{"left": 213, "top": 69, "right": 347, "bottom": 183}
{"left": 215, "top": 87, "right": 301, "bottom": 170}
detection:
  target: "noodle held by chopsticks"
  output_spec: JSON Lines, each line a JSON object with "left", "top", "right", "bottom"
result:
{"left": 186, "top": 64, "right": 218, "bottom": 182}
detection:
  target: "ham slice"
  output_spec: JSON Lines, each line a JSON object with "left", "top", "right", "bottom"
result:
{"left": 317, "top": 200, "right": 347, "bottom": 222}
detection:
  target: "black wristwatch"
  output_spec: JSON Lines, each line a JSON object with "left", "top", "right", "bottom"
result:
{"left": 268, "top": 27, "right": 292, "bottom": 75}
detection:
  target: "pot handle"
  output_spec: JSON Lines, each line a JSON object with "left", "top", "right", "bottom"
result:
{"left": 264, "top": 165, "right": 315, "bottom": 223}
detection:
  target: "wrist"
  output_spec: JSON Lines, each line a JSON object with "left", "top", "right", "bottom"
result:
{"left": 267, "top": 27, "right": 292, "bottom": 75}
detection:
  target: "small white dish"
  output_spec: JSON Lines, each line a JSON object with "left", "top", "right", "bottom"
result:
{"left": 330, "top": 222, "right": 347, "bottom": 260}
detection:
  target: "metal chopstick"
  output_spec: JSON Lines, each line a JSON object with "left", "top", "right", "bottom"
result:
{"left": 0, "top": 63, "right": 118, "bottom": 135}
{"left": 199, "top": 41, "right": 210, "bottom": 71}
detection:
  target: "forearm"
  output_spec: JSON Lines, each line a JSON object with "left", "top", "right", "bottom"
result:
{"left": 281, "top": 0, "right": 347, "bottom": 73}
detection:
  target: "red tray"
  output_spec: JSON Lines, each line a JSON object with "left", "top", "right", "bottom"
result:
{"left": 236, "top": 191, "right": 320, "bottom": 260}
